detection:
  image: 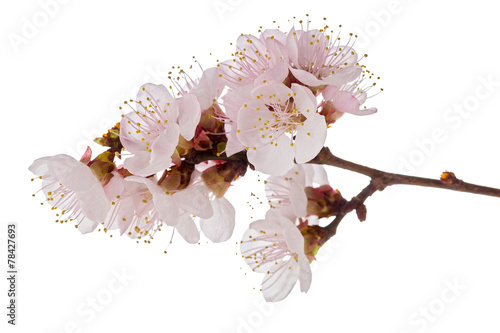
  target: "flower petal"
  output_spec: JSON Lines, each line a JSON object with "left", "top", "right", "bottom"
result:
{"left": 176, "top": 214, "right": 200, "bottom": 244}
{"left": 289, "top": 67, "right": 324, "bottom": 87}
{"left": 298, "top": 256, "right": 312, "bottom": 293}
{"left": 126, "top": 176, "right": 180, "bottom": 226}
{"left": 190, "top": 67, "right": 225, "bottom": 110}
{"left": 177, "top": 93, "right": 201, "bottom": 140}
{"left": 174, "top": 185, "right": 213, "bottom": 219}
{"left": 332, "top": 91, "right": 361, "bottom": 115}
{"left": 200, "top": 197, "right": 235, "bottom": 242}
{"left": 294, "top": 113, "right": 327, "bottom": 164}
{"left": 291, "top": 84, "right": 317, "bottom": 115}
{"left": 261, "top": 258, "right": 300, "bottom": 302}
{"left": 247, "top": 134, "right": 295, "bottom": 176}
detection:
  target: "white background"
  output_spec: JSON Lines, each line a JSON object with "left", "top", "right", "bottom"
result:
{"left": 2, "top": 0, "right": 500, "bottom": 332}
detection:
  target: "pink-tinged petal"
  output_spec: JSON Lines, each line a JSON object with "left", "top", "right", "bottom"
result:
{"left": 298, "top": 256, "right": 312, "bottom": 293}
{"left": 48, "top": 155, "right": 110, "bottom": 224}
{"left": 80, "top": 146, "right": 92, "bottom": 164}
{"left": 256, "top": 59, "right": 289, "bottom": 86}
{"left": 28, "top": 156, "right": 51, "bottom": 177}
{"left": 191, "top": 67, "right": 225, "bottom": 110}
{"left": 261, "top": 29, "right": 287, "bottom": 44}
{"left": 174, "top": 186, "right": 213, "bottom": 219}
{"left": 278, "top": 215, "right": 304, "bottom": 255}
{"left": 225, "top": 124, "right": 246, "bottom": 157}
{"left": 103, "top": 171, "right": 125, "bottom": 202}
{"left": 331, "top": 91, "right": 360, "bottom": 114}
{"left": 126, "top": 176, "right": 180, "bottom": 226}
{"left": 289, "top": 68, "right": 324, "bottom": 87}
{"left": 241, "top": 218, "right": 284, "bottom": 274}
{"left": 247, "top": 134, "right": 295, "bottom": 176}
{"left": 176, "top": 93, "right": 201, "bottom": 140}
{"left": 236, "top": 34, "right": 266, "bottom": 55}
{"left": 176, "top": 214, "right": 200, "bottom": 244}
{"left": 136, "top": 83, "right": 175, "bottom": 115}
{"left": 356, "top": 87, "right": 368, "bottom": 105}
{"left": 151, "top": 122, "right": 180, "bottom": 163}
{"left": 123, "top": 121, "right": 180, "bottom": 176}
{"left": 348, "top": 107, "right": 378, "bottom": 116}
{"left": 248, "top": 216, "right": 282, "bottom": 234}
{"left": 123, "top": 122, "right": 178, "bottom": 177}
{"left": 200, "top": 197, "right": 235, "bottom": 242}
{"left": 322, "top": 66, "right": 362, "bottom": 87}
{"left": 294, "top": 113, "right": 327, "bottom": 164}
{"left": 286, "top": 27, "right": 299, "bottom": 67}
{"left": 252, "top": 82, "right": 293, "bottom": 105}
{"left": 236, "top": 101, "right": 274, "bottom": 147}
{"left": 291, "top": 84, "right": 317, "bottom": 115}
{"left": 119, "top": 112, "right": 145, "bottom": 153}
{"left": 321, "top": 85, "right": 339, "bottom": 101}
{"left": 113, "top": 198, "right": 135, "bottom": 235}
{"left": 289, "top": 180, "right": 308, "bottom": 218}
{"left": 123, "top": 152, "right": 158, "bottom": 177}
{"left": 301, "top": 164, "right": 329, "bottom": 187}
{"left": 269, "top": 205, "right": 297, "bottom": 222}
{"left": 222, "top": 83, "right": 254, "bottom": 120}
{"left": 262, "top": 258, "right": 300, "bottom": 302}
{"left": 151, "top": 193, "right": 180, "bottom": 227}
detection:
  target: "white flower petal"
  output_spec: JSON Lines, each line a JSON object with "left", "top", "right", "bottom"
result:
{"left": 190, "top": 67, "right": 225, "bottom": 110}
{"left": 176, "top": 214, "right": 200, "bottom": 244}
{"left": 137, "top": 83, "right": 175, "bottom": 117}
{"left": 176, "top": 93, "right": 201, "bottom": 141}
{"left": 289, "top": 180, "right": 308, "bottom": 218}
{"left": 126, "top": 176, "right": 180, "bottom": 226}
{"left": 291, "top": 84, "right": 317, "bottom": 115}
{"left": 294, "top": 112, "right": 327, "bottom": 164}
{"left": 298, "top": 256, "right": 312, "bottom": 293}
{"left": 200, "top": 197, "right": 235, "bottom": 242}
{"left": 289, "top": 68, "right": 324, "bottom": 87}
{"left": 174, "top": 186, "right": 213, "bottom": 219}
{"left": 262, "top": 259, "right": 300, "bottom": 302}
{"left": 278, "top": 215, "right": 305, "bottom": 255}
{"left": 247, "top": 134, "right": 295, "bottom": 176}
{"left": 225, "top": 123, "right": 246, "bottom": 157}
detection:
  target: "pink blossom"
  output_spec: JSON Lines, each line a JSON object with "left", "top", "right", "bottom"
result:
{"left": 234, "top": 82, "right": 327, "bottom": 175}
{"left": 265, "top": 164, "right": 329, "bottom": 219}
{"left": 241, "top": 211, "right": 312, "bottom": 302}
{"left": 110, "top": 171, "right": 236, "bottom": 244}
{"left": 287, "top": 27, "right": 362, "bottom": 88}
{"left": 320, "top": 74, "right": 378, "bottom": 121}
{"left": 120, "top": 83, "right": 201, "bottom": 177}
{"left": 29, "top": 154, "right": 110, "bottom": 233}
{"left": 220, "top": 29, "right": 289, "bottom": 89}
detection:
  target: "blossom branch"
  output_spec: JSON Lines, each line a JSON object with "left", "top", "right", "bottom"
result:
{"left": 310, "top": 146, "right": 500, "bottom": 242}
{"left": 310, "top": 147, "right": 500, "bottom": 198}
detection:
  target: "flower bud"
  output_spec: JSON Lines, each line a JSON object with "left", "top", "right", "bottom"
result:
{"left": 305, "top": 185, "right": 346, "bottom": 218}
{"left": 158, "top": 163, "right": 195, "bottom": 192}
{"left": 94, "top": 123, "right": 123, "bottom": 156}
{"left": 201, "top": 161, "right": 248, "bottom": 197}
{"left": 319, "top": 100, "right": 344, "bottom": 125}
{"left": 441, "top": 171, "right": 460, "bottom": 185}
{"left": 298, "top": 222, "right": 329, "bottom": 261}
{"left": 88, "top": 151, "right": 116, "bottom": 186}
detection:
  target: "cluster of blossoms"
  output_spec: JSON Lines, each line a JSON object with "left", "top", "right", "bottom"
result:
{"left": 30, "top": 20, "right": 380, "bottom": 302}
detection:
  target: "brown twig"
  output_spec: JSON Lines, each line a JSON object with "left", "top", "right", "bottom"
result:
{"left": 309, "top": 147, "right": 500, "bottom": 239}
{"left": 309, "top": 147, "right": 500, "bottom": 198}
